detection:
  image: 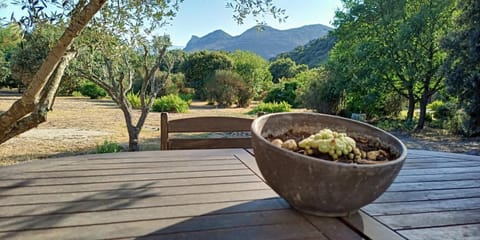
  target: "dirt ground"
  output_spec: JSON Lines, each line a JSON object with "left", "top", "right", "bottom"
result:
{"left": 1, "top": 94, "right": 479, "bottom": 166}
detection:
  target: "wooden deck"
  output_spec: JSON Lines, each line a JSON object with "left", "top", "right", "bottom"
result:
{"left": 0, "top": 149, "right": 479, "bottom": 239}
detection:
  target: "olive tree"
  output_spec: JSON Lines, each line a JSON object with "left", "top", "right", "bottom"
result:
{"left": 0, "top": 0, "right": 286, "bottom": 146}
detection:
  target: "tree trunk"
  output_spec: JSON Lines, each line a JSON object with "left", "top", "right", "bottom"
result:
{"left": 0, "top": 51, "right": 76, "bottom": 144}
{"left": 127, "top": 126, "right": 140, "bottom": 152}
{"left": 416, "top": 80, "right": 432, "bottom": 131}
{"left": 0, "top": 0, "right": 107, "bottom": 145}
{"left": 406, "top": 90, "right": 415, "bottom": 122}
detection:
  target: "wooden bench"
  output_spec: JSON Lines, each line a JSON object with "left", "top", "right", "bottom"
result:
{"left": 160, "top": 112, "right": 255, "bottom": 150}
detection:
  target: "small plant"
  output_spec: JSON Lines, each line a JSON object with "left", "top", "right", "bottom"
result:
{"left": 151, "top": 94, "right": 189, "bottom": 113}
{"left": 127, "top": 92, "right": 141, "bottom": 109}
{"left": 178, "top": 92, "right": 194, "bottom": 103}
{"left": 375, "top": 119, "right": 416, "bottom": 132}
{"left": 96, "top": 140, "right": 123, "bottom": 153}
{"left": 249, "top": 101, "right": 291, "bottom": 114}
{"left": 71, "top": 91, "right": 83, "bottom": 97}
{"left": 79, "top": 81, "right": 107, "bottom": 99}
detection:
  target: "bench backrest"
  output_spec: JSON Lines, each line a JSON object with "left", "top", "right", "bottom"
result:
{"left": 160, "top": 112, "right": 254, "bottom": 150}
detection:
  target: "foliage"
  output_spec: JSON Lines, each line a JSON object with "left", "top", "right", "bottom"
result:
{"left": 151, "top": 94, "right": 189, "bottom": 113}
{"left": 230, "top": 50, "right": 272, "bottom": 99}
{"left": 249, "top": 101, "right": 291, "bottom": 114}
{"left": 428, "top": 100, "right": 456, "bottom": 121}
{"left": 264, "top": 80, "right": 303, "bottom": 107}
{"left": 158, "top": 73, "right": 190, "bottom": 96}
{"left": 79, "top": 81, "right": 107, "bottom": 99}
{"left": 9, "top": 23, "right": 82, "bottom": 93}
{"left": 331, "top": 0, "right": 455, "bottom": 130}
{"left": 442, "top": 0, "right": 480, "bottom": 136}
{"left": 204, "top": 70, "right": 253, "bottom": 107}
{"left": 127, "top": 92, "right": 142, "bottom": 109}
{"left": 446, "top": 110, "right": 471, "bottom": 136}
{"left": 0, "top": 0, "right": 287, "bottom": 147}
{"left": 375, "top": 119, "right": 416, "bottom": 132}
{"left": 181, "top": 51, "right": 234, "bottom": 100}
{"left": 0, "top": 24, "right": 22, "bottom": 88}
{"left": 268, "top": 57, "right": 305, "bottom": 83}
{"left": 275, "top": 34, "right": 336, "bottom": 68}
{"left": 96, "top": 140, "right": 123, "bottom": 154}
{"left": 299, "top": 68, "right": 343, "bottom": 114}
{"left": 161, "top": 49, "right": 188, "bottom": 73}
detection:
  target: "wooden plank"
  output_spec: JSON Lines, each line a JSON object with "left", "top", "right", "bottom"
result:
{"left": 137, "top": 223, "right": 327, "bottom": 240}
{"left": 161, "top": 112, "right": 168, "bottom": 150}
{"left": 0, "top": 198, "right": 289, "bottom": 231}
{"left": 387, "top": 179, "right": 480, "bottom": 192}
{"left": 398, "top": 166, "right": 480, "bottom": 176}
{"left": 342, "top": 211, "right": 406, "bottom": 240}
{"left": 364, "top": 197, "right": 480, "bottom": 215}
{"left": 0, "top": 210, "right": 326, "bottom": 240}
{"left": 405, "top": 157, "right": 479, "bottom": 163}
{"left": 234, "top": 149, "right": 265, "bottom": 181}
{"left": 304, "top": 215, "right": 365, "bottom": 240}
{"left": 402, "top": 161, "right": 480, "bottom": 169}
{"left": 0, "top": 189, "right": 278, "bottom": 217}
{"left": 394, "top": 172, "right": 480, "bottom": 183}
{"left": 0, "top": 169, "right": 255, "bottom": 187}
{"left": 377, "top": 209, "right": 480, "bottom": 230}
{"left": 408, "top": 149, "right": 480, "bottom": 160}
{"left": 0, "top": 182, "right": 271, "bottom": 206}
{"left": 0, "top": 149, "right": 244, "bottom": 177}
{"left": 3, "top": 163, "right": 246, "bottom": 179}
{"left": 0, "top": 174, "right": 259, "bottom": 195}
{"left": 375, "top": 188, "right": 480, "bottom": 203}
{"left": 44, "top": 156, "right": 238, "bottom": 168}
{"left": 168, "top": 116, "right": 253, "bottom": 132}
{"left": 398, "top": 223, "right": 480, "bottom": 240}
{"left": 169, "top": 138, "right": 252, "bottom": 149}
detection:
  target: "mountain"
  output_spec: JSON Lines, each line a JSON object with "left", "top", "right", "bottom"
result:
{"left": 274, "top": 34, "right": 336, "bottom": 68}
{"left": 183, "top": 24, "right": 332, "bottom": 59}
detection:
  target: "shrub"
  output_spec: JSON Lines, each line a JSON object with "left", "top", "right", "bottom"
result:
{"left": 178, "top": 92, "right": 194, "bottom": 103}
{"left": 80, "top": 81, "right": 107, "bottom": 99}
{"left": 205, "top": 70, "right": 254, "bottom": 107}
{"left": 446, "top": 109, "right": 472, "bottom": 136}
{"left": 249, "top": 101, "right": 291, "bottom": 114}
{"left": 96, "top": 140, "right": 123, "bottom": 153}
{"left": 375, "top": 119, "right": 416, "bottom": 132}
{"left": 127, "top": 92, "right": 141, "bottom": 109}
{"left": 299, "top": 69, "right": 341, "bottom": 114}
{"left": 151, "top": 94, "right": 189, "bottom": 113}
{"left": 263, "top": 81, "right": 300, "bottom": 107}
{"left": 428, "top": 100, "right": 456, "bottom": 121}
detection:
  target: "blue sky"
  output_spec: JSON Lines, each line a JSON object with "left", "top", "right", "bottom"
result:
{"left": 1, "top": 0, "right": 343, "bottom": 47}
{"left": 165, "top": 0, "right": 342, "bottom": 46}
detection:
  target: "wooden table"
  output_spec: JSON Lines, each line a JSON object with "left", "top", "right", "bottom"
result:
{"left": 0, "top": 149, "right": 479, "bottom": 239}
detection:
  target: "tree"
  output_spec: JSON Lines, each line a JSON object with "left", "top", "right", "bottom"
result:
{"left": 0, "top": 0, "right": 286, "bottom": 146}
{"left": 181, "top": 50, "right": 234, "bottom": 100}
{"left": 268, "top": 57, "right": 298, "bottom": 83}
{"left": 74, "top": 32, "right": 173, "bottom": 151}
{"left": 0, "top": 24, "right": 22, "bottom": 88}
{"left": 10, "top": 23, "right": 82, "bottom": 96}
{"left": 331, "top": 0, "right": 454, "bottom": 128}
{"left": 0, "top": 0, "right": 106, "bottom": 145}
{"left": 300, "top": 67, "right": 343, "bottom": 114}
{"left": 230, "top": 50, "right": 272, "bottom": 99}
{"left": 442, "top": 0, "right": 480, "bottom": 136}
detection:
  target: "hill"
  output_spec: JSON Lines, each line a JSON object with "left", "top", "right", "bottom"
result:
{"left": 274, "top": 34, "right": 336, "bottom": 68}
{"left": 183, "top": 24, "right": 332, "bottom": 59}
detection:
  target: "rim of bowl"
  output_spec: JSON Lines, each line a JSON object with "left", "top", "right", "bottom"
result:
{"left": 251, "top": 112, "right": 408, "bottom": 168}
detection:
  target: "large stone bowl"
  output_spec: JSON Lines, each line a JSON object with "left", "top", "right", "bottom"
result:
{"left": 251, "top": 112, "right": 407, "bottom": 217}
